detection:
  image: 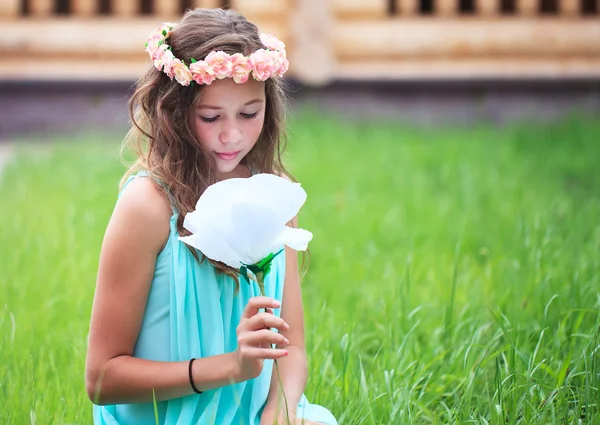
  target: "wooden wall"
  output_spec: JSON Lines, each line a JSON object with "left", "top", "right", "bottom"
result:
{"left": 1, "top": 0, "right": 599, "bottom": 83}
{"left": 327, "top": 0, "right": 600, "bottom": 82}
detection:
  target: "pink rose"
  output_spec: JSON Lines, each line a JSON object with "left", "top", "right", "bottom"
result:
{"left": 162, "top": 56, "right": 179, "bottom": 80}
{"left": 260, "top": 34, "right": 286, "bottom": 52}
{"left": 276, "top": 56, "right": 289, "bottom": 77}
{"left": 205, "top": 51, "right": 233, "bottom": 80}
{"left": 265, "top": 50, "right": 289, "bottom": 78}
{"left": 249, "top": 49, "right": 276, "bottom": 81}
{"left": 190, "top": 60, "right": 216, "bottom": 85}
{"left": 172, "top": 61, "right": 192, "bottom": 86}
{"left": 152, "top": 44, "right": 168, "bottom": 69}
{"left": 230, "top": 53, "right": 253, "bottom": 84}
{"left": 145, "top": 35, "right": 161, "bottom": 57}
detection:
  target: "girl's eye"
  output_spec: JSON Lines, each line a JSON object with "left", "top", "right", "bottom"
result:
{"left": 241, "top": 112, "right": 259, "bottom": 120}
{"left": 199, "top": 116, "right": 219, "bottom": 123}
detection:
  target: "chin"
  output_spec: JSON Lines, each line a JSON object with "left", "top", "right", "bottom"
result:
{"left": 215, "top": 160, "right": 241, "bottom": 175}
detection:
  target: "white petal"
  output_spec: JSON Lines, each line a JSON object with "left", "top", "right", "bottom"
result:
{"left": 192, "top": 174, "right": 307, "bottom": 226}
{"left": 192, "top": 177, "right": 246, "bottom": 218}
{"left": 178, "top": 212, "right": 242, "bottom": 269}
{"left": 182, "top": 208, "right": 214, "bottom": 235}
{"left": 245, "top": 174, "right": 307, "bottom": 223}
{"left": 178, "top": 232, "right": 241, "bottom": 269}
{"left": 273, "top": 226, "right": 313, "bottom": 252}
{"left": 229, "top": 201, "right": 284, "bottom": 265}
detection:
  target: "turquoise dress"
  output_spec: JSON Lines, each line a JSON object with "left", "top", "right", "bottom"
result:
{"left": 93, "top": 172, "right": 337, "bottom": 425}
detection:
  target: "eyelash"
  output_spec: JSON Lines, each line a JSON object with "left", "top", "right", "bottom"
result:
{"left": 199, "top": 112, "right": 259, "bottom": 123}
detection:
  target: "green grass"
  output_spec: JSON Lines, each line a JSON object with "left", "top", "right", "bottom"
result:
{"left": 1, "top": 112, "right": 599, "bottom": 424}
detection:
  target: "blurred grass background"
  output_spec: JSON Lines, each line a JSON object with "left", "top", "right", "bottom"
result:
{"left": 0, "top": 111, "right": 599, "bottom": 424}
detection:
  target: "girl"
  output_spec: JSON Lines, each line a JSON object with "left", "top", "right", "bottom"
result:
{"left": 85, "top": 7, "right": 337, "bottom": 425}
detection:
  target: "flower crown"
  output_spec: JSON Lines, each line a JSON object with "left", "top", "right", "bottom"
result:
{"left": 145, "top": 22, "right": 289, "bottom": 87}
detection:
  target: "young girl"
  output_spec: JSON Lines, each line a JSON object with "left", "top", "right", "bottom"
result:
{"left": 85, "top": 8, "right": 337, "bottom": 425}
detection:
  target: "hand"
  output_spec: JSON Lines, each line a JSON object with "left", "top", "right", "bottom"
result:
{"left": 235, "top": 296, "right": 289, "bottom": 382}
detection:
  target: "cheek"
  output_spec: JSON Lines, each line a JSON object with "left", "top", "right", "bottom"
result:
{"left": 194, "top": 120, "right": 213, "bottom": 147}
{"left": 245, "top": 116, "right": 265, "bottom": 144}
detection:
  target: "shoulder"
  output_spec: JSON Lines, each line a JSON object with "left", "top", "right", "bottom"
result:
{"left": 109, "top": 175, "right": 172, "bottom": 251}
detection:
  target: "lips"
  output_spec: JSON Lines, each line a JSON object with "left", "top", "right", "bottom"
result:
{"left": 216, "top": 151, "right": 241, "bottom": 161}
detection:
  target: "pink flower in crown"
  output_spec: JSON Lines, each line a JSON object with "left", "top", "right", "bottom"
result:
{"left": 249, "top": 49, "right": 277, "bottom": 81}
{"left": 152, "top": 44, "right": 169, "bottom": 69}
{"left": 260, "top": 34, "right": 286, "bottom": 53}
{"left": 230, "top": 53, "right": 253, "bottom": 84}
{"left": 190, "top": 60, "right": 216, "bottom": 85}
{"left": 145, "top": 34, "right": 162, "bottom": 58}
{"left": 155, "top": 48, "right": 174, "bottom": 73}
{"left": 172, "top": 61, "right": 193, "bottom": 86}
{"left": 276, "top": 56, "right": 289, "bottom": 78}
{"left": 205, "top": 51, "right": 233, "bottom": 80}
{"left": 264, "top": 50, "right": 289, "bottom": 77}
{"left": 163, "top": 56, "right": 181, "bottom": 80}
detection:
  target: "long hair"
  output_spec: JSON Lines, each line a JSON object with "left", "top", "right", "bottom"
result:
{"left": 121, "top": 8, "right": 292, "bottom": 281}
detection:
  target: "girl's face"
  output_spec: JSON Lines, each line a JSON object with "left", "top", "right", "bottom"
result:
{"left": 194, "top": 77, "right": 266, "bottom": 179}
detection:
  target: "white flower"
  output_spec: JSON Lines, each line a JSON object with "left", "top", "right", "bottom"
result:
{"left": 178, "top": 173, "right": 313, "bottom": 269}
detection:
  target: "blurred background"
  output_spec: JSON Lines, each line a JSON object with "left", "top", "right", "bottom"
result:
{"left": 0, "top": 0, "right": 599, "bottom": 137}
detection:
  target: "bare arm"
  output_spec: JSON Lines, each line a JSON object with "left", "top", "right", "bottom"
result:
{"left": 85, "top": 177, "right": 242, "bottom": 405}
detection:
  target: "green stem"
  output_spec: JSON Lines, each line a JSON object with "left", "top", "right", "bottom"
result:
{"left": 256, "top": 272, "right": 292, "bottom": 425}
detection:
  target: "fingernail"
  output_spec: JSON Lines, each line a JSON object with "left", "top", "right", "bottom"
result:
{"left": 284, "top": 338, "right": 290, "bottom": 345}
{"left": 284, "top": 322, "right": 290, "bottom": 330}
{"left": 273, "top": 300, "right": 281, "bottom": 308}
{"left": 283, "top": 350, "right": 289, "bottom": 356}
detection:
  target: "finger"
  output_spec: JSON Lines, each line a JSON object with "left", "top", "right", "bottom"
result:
{"left": 247, "top": 312, "right": 289, "bottom": 332}
{"left": 261, "top": 308, "right": 275, "bottom": 330}
{"left": 242, "top": 297, "right": 281, "bottom": 319}
{"left": 241, "top": 347, "right": 289, "bottom": 360}
{"left": 240, "top": 329, "right": 289, "bottom": 347}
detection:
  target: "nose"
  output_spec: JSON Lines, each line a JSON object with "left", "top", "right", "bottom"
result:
{"left": 219, "top": 123, "right": 242, "bottom": 145}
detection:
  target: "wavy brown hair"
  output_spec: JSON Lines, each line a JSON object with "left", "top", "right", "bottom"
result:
{"left": 120, "top": 8, "right": 294, "bottom": 281}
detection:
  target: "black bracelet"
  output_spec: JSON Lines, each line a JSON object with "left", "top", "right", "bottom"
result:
{"left": 188, "top": 358, "right": 203, "bottom": 394}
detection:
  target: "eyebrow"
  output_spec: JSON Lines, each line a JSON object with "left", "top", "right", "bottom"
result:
{"left": 198, "top": 99, "right": 264, "bottom": 110}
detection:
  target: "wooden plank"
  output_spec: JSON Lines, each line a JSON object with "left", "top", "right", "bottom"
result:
{"left": 396, "top": 0, "right": 420, "bottom": 15}
{"left": 191, "top": 0, "right": 222, "bottom": 9}
{"left": 29, "top": 0, "right": 54, "bottom": 16}
{"left": 113, "top": 0, "right": 138, "bottom": 16}
{"left": 0, "top": 57, "right": 149, "bottom": 81}
{"left": 333, "top": 19, "right": 600, "bottom": 59}
{"left": 559, "top": 0, "right": 579, "bottom": 15}
{"left": 3, "top": 18, "right": 156, "bottom": 57}
{"left": 516, "top": 0, "right": 538, "bottom": 15}
{"left": 477, "top": 0, "right": 498, "bottom": 14}
{"left": 335, "top": 57, "right": 600, "bottom": 80}
{"left": 437, "top": 0, "right": 457, "bottom": 15}
{"left": 1, "top": 18, "right": 289, "bottom": 57}
{"left": 331, "top": 0, "right": 388, "bottom": 19}
{"left": 0, "top": 0, "right": 20, "bottom": 16}
{"left": 230, "top": 0, "right": 290, "bottom": 18}
{"left": 154, "top": 0, "right": 179, "bottom": 17}
{"left": 72, "top": 0, "right": 97, "bottom": 16}
{"left": 289, "top": 0, "right": 334, "bottom": 84}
